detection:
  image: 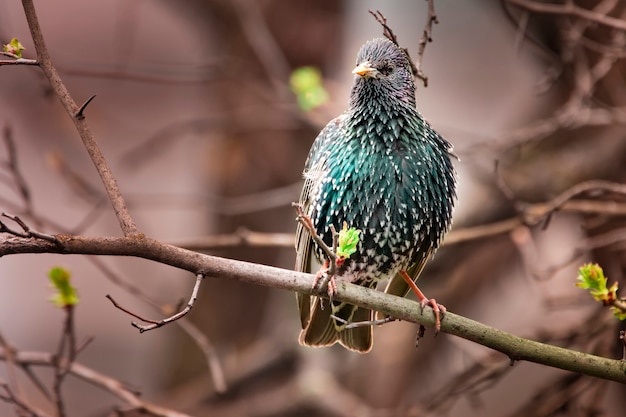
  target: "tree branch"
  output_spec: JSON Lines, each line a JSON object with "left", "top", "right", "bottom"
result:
{"left": 107, "top": 273, "right": 205, "bottom": 333}
{"left": 20, "top": 0, "right": 138, "bottom": 237}
{"left": 506, "top": 0, "right": 626, "bottom": 31}
{"left": 0, "top": 58, "right": 38, "bottom": 66}
{"left": 0, "top": 350, "right": 192, "bottom": 417}
{"left": 415, "top": 0, "right": 438, "bottom": 87}
{"left": 1, "top": 233, "right": 625, "bottom": 383}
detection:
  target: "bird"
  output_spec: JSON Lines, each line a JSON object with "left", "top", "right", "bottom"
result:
{"left": 295, "top": 37, "right": 456, "bottom": 353}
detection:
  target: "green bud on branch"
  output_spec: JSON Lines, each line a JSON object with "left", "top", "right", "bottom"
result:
{"left": 577, "top": 263, "right": 626, "bottom": 320}
{"left": 48, "top": 266, "right": 79, "bottom": 308}
{"left": 336, "top": 222, "right": 360, "bottom": 260}
{"left": 3, "top": 38, "right": 25, "bottom": 58}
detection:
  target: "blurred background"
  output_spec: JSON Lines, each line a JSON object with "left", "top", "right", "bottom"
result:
{"left": 1, "top": 0, "right": 625, "bottom": 416}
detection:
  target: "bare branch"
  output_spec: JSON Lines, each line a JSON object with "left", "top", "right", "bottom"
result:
{"left": 1, "top": 232, "right": 625, "bottom": 383}
{"left": 292, "top": 203, "right": 339, "bottom": 296}
{"left": 171, "top": 228, "right": 294, "bottom": 251}
{"left": 0, "top": 213, "right": 57, "bottom": 242}
{"left": 0, "top": 57, "right": 39, "bottom": 66}
{"left": 231, "top": 0, "right": 291, "bottom": 99}
{"left": 20, "top": 0, "right": 138, "bottom": 236}
{"left": 0, "top": 350, "right": 193, "bottom": 417}
{"left": 369, "top": 10, "right": 420, "bottom": 83}
{"left": 2, "top": 141, "right": 229, "bottom": 392}
{"left": 292, "top": 203, "right": 335, "bottom": 262}
{"left": 175, "top": 319, "right": 227, "bottom": 393}
{"left": 0, "top": 333, "right": 24, "bottom": 414}
{"left": 107, "top": 273, "right": 204, "bottom": 333}
{"left": 415, "top": 0, "right": 438, "bottom": 87}
{"left": 52, "top": 306, "right": 77, "bottom": 417}
{"left": 0, "top": 381, "right": 51, "bottom": 417}
{"left": 495, "top": 174, "right": 626, "bottom": 227}
{"left": 506, "top": 0, "right": 626, "bottom": 31}
{"left": 369, "top": 2, "right": 438, "bottom": 87}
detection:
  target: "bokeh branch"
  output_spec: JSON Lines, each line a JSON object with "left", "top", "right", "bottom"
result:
{"left": 0, "top": 346, "right": 192, "bottom": 417}
{"left": 506, "top": 0, "right": 626, "bottom": 31}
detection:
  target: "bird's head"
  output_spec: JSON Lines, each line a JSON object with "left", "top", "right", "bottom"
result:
{"left": 350, "top": 38, "right": 416, "bottom": 108}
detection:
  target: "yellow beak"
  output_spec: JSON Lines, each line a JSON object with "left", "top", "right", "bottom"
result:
{"left": 352, "top": 62, "right": 379, "bottom": 78}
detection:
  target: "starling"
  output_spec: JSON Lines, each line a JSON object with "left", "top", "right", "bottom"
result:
{"left": 295, "top": 38, "right": 456, "bottom": 353}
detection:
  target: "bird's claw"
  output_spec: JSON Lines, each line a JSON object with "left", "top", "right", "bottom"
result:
{"left": 419, "top": 298, "right": 446, "bottom": 334}
{"left": 326, "top": 275, "right": 337, "bottom": 299}
{"left": 311, "top": 261, "right": 337, "bottom": 305}
{"left": 311, "top": 266, "right": 328, "bottom": 290}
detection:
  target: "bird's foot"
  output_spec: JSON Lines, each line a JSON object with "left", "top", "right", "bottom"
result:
{"left": 311, "top": 259, "right": 337, "bottom": 304}
{"left": 419, "top": 298, "right": 446, "bottom": 334}
{"left": 311, "top": 264, "right": 328, "bottom": 290}
{"left": 326, "top": 275, "right": 337, "bottom": 299}
{"left": 399, "top": 270, "right": 446, "bottom": 333}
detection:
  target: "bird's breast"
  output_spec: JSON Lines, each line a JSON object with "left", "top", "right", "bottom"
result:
{"left": 310, "top": 130, "right": 440, "bottom": 279}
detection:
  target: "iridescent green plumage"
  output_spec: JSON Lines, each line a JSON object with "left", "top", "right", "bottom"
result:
{"left": 296, "top": 38, "right": 456, "bottom": 353}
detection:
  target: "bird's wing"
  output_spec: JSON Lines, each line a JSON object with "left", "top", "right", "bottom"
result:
{"left": 381, "top": 248, "right": 432, "bottom": 299}
{"left": 295, "top": 178, "right": 314, "bottom": 328}
{"left": 295, "top": 114, "right": 346, "bottom": 329}
{"left": 379, "top": 113, "right": 454, "bottom": 302}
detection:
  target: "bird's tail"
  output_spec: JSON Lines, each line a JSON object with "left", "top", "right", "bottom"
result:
{"left": 298, "top": 297, "right": 373, "bottom": 353}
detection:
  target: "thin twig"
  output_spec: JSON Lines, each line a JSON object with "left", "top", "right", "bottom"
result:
{"left": 316, "top": 224, "right": 340, "bottom": 299}
{"left": 105, "top": 294, "right": 160, "bottom": 324}
{"left": 107, "top": 273, "right": 205, "bottom": 333}
{"left": 369, "top": 4, "right": 437, "bottom": 87}
{"left": 414, "top": 0, "right": 438, "bottom": 87}
{"left": 21, "top": 365, "right": 52, "bottom": 402}
{"left": 171, "top": 228, "right": 294, "bottom": 251}
{"left": 292, "top": 203, "right": 335, "bottom": 263}
{"left": 368, "top": 10, "right": 420, "bottom": 80}
{"left": 0, "top": 213, "right": 57, "bottom": 242}
{"left": 175, "top": 319, "right": 227, "bottom": 393}
{"left": 495, "top": 172, "right": 626, "bottom": 227}
{"left": 52, "top": 306, "right": 76, "bottom": 417}
{"left": 0, "top": 381, "right": 51, "bottom": 417}
{"left": 93, "top": 254, "right": 228, "bottom": 391}
{"left": 292, "top": 203, "right": 340, "bottom": 297}
{"left": 0, "top": 58, "right": 39, "bottom": 66}
{"left": 2, "top": 126, "right": 31, "bottom": 211}
{"left": 0, "top": 332, "right": 23, "bottom": 412}
{"left": 231, "top": 0, "right": 291, "bottom": 99}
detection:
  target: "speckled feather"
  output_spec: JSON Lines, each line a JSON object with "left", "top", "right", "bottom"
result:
{"left": 296, "top": 38, "right": 456, "bottom": 353}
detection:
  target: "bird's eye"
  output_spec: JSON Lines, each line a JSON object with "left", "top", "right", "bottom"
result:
{"left": 379, "top": 64, "right": 393, "bottom": 76}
